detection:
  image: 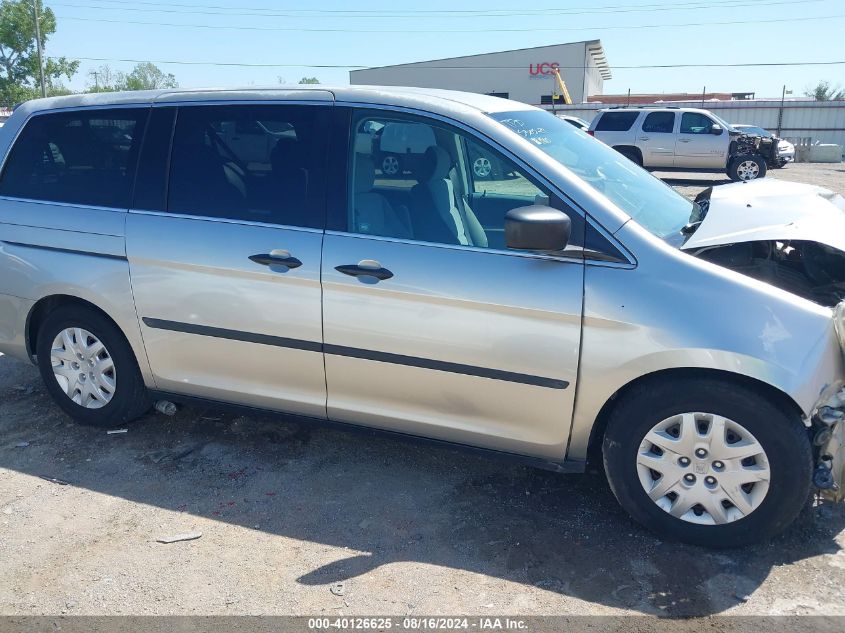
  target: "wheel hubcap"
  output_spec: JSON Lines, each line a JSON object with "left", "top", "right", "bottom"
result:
{"left": 636, "top": 412, "right": 770, "bottom": 525}
{"left": 50, "top": 328, "right": 116, "bottom": 409}
{"left": 473, "top": 156, "right": 492, "bottom": 178}
{"left": 737, "top": 160, "right": 760, "bottom": 180}
{"left": 382, "top": 156, "right": 399, "bottom": 175}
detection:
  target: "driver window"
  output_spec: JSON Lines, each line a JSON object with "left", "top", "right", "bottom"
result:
{"left": 348, "top": 110, "right": 583, "bottom": 251}
{"left": 680, "top": 112, "right": 714, "bottom": 135}
{"left": 167, "top": 104, "right": 329, "bottom": 228}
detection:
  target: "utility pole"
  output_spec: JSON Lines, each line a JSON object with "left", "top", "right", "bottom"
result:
{"left": 32, "top": 1, "right": 47, "bottom": 98}
{"left": 91, "top": 70, "right": 100, "bottom": 91}
{"left": 777, "top": 84, "right": 790, "bottom": 137}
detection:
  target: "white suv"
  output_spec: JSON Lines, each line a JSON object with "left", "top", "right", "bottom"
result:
{"left": 588, "top": 107, "right": 779, "bottom": 181}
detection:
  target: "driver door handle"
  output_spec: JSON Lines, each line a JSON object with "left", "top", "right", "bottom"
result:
{"left": 249, "top": 251, "right": 302, "bottom": 269}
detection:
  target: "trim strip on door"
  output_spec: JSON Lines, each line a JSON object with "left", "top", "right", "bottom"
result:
{"left": 1, "top": 240, "right": 127, "bottom": 261}
{"left": 141, "top": 317, "right": 568, "bottom": 390}
{"left": 141, "top": 318, "right": 323, "bottom": 353}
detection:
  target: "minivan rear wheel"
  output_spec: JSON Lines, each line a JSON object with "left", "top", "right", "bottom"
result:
{"left": 36, "top": 305, "right": 151, "bottom": 428}
{"left": 602, "top": 377, "right": 812, "bottom": 547}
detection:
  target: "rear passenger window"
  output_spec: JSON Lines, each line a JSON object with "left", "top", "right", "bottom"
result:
{"left": 167, "top": 104, "right": 329, "bottom": 228}
{"left": 595, "top": 112, "right": 639, "bottom": 132}
{"left": 0, "top": 109, "right": 147, "bottom": 208}
{"left": 642, "top": 111, "right": 675, "bottom": 133}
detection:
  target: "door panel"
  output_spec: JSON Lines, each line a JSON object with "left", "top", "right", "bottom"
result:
{"left": 637, "top": 111, "right": 676, "bottom": 168}
{"left": 675, "top": 112, "right": 730, "bottom": 168}
{"left": 322, "top": 234, "right": 582, "bottom": 459}
{"left": 126, "top": 102, "right": 331, "bottom": 417}
{"left": 128, "top": 215, "right": 326, "bottom": 416}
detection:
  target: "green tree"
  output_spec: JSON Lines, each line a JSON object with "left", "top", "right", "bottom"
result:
{"left": 124, "top": 62, "right": 177, "bottom": 90}
{"left": 805, "top": 80, "right": 845, "bottom": 101}
{"left": 298, "top": 76, "right": 320, "bottom": 84}
{"left": 0, "top": 0, "right": 78, "bottom": 105}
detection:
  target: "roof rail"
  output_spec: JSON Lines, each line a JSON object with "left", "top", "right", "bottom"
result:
{"left": 607, "top": 105, "right": 681, "bottom": 110}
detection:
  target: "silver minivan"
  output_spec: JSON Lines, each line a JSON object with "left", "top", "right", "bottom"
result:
{"left": 0, "top": 87, "right": 843, "bottom": 547}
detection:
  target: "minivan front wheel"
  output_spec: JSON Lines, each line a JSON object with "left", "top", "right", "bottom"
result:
{"left": 36, "top": 305, "right": 151, "bottom": 427}
{"left": 603, "top": 378, "right": 812, "bottom": 547}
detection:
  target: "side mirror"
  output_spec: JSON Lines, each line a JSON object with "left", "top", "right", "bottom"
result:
{"left": 710, "top": 124, "right": 723, "bottom": 135}
{"left": 505, "top": 205, "right": 571, "bottom": 252}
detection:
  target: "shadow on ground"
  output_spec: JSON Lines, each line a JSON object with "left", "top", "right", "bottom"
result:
{"left": 2, "top": 354, "right": 843, "bottom": 616}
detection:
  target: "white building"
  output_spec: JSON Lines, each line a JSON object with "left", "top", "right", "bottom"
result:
{"left": 349, "top": 40, "right": 611, "bottom": 107}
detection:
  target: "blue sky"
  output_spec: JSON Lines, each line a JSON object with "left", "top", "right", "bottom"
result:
{"left": 43, "top": 0, "right": 845, "bottom": 99}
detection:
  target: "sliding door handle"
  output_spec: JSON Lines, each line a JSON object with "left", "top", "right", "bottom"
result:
{"left": 335, "top": 260, "right": 393, "bottom": 281}
{"left": 250, "top": 251, "right": 302, "bottom": 269}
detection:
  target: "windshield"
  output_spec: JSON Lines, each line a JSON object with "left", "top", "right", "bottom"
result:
{"left": 735, "top": 125, "right": 771, "bottom": 137}
{"left": 707, "top": 111, "right": 736, "bottom": 132}
{"left": 489, "top": 110, "right": 696, "bottom": 241}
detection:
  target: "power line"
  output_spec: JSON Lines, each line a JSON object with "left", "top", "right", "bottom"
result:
{"left": 58, "top": 56, "right": 845, "bottom": 70}
{"left": 47, "top": 0, "right": 827, "bottom": 20}
{"left": 53, "top": 12, "right": 845, "bottom": 33}
{"left": 45, "top": 0, "right": 829, "bottom": 17}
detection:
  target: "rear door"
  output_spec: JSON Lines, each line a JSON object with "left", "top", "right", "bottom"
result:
{"left": 320, "top": 108, "right": 584, "bottom": 460}
{"left": 126, "top": 101, "right": 331, "bottom": 417}
{"left": 675, "top": 112, "right": 729, "bottom": 168}
{"left": 636, "top": 111, "right": 676, "bottom": 168}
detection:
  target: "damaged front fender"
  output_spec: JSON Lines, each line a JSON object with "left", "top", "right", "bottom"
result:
{"left": 812, "top": 385, "right": 845, "bottom": 501}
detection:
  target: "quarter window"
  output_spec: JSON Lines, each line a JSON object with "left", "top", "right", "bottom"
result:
{"left": 680, "top": 112, "right": 715, "bottom": 134}
{"left": 642, "top": 111, "right": 675, "bottom": 134}
{"left": 595, "top": 111, "right": 639, "bottom": 132}
{"left": 0, "top": 108, "right": 148, "bottom": 208}
{"left": 347, "top": 110, "right": 582, "bottom": 251}
{"left": 167, "top": 104, "right": 329, "bottom": 228}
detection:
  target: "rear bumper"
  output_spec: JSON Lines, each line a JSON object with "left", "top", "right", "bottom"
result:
{"left": 0, "top": 293, "right": 34, "bottom": 363}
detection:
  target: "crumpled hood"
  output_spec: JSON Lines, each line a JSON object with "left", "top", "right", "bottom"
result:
{"left": 682, "top": 179, "right": 845, "bottom": 252}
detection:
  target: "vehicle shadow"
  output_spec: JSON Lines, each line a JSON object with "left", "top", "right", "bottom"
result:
{"left": 1, "top": 354, "right": 843, "bottom": 616}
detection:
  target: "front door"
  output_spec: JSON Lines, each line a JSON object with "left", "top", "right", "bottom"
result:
{"left": 321, "top": 109, "right": 584, "bottom": 460}
{"left": 127, "top": 102, "right": 331, "bottom": 417}
{"left": 675, "top": 112, "right": 729, "bottom": 169}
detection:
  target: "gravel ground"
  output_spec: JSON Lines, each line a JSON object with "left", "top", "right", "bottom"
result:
{"left": 2, "top": 163, "right": 845, "bottom": 619}
{"left": 657, "top": 161, "right": 845, "bottom": 198}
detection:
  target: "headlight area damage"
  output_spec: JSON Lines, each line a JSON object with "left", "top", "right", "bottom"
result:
{"left": 681, "top": 179, "right": 845, "bottom": 499}
{"left": 811, "top": 381, "right": 845, "bottom": 501}
{"left": 684, "top": 180, "right": 845, "bottom": 308}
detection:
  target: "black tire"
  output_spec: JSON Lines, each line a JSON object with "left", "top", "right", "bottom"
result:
{"left": 602, "top": 377, "right": 812, "bottom": 548}
{"left": 614, "top": 146, "right": 643, "bottom": 166}
{"left": 727, "top": 155, "right": 767, "bottom": 181}
{"left": 36, "top": 305, "right": 151, "bottom": 428}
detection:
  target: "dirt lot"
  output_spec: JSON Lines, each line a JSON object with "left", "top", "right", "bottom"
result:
{"left": 2, "top": 164, "right": 845, "bottom": 618}
{"left": 657, "top": 161, "right": 845, "bottom": 198}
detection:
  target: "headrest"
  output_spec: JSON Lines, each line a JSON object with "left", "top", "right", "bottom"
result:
{"left": 354, "top": 155, "right": 376, "bottom": 193}
{"left": 271, "top": 137, "right": 299, "bottom": 170}
{"left": 420, "top": 145, "right": 451, "bottom": 181}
